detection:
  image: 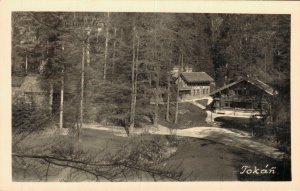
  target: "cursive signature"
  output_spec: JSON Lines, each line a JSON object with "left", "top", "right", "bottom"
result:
{"left": 240, "top": 164, "right": 276, "bottom": 175}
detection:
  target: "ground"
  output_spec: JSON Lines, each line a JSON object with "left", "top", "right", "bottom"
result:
{"left": 158, "top": 102, "right": 209, "bottom": 129}
{"left": 12, "top": 128, "right": 290, "bottom": 181}
{"left": 12, "top": 99, "right": 290, "bottom": 181}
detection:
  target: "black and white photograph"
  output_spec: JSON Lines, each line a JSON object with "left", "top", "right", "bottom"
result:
{"left": 10, "top": 11, "right": 291, "bottom": 182}
{"left": 1, "top": 1, "right": 300, "bottom": 190}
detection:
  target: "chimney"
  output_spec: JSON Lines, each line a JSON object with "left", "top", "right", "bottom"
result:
{"left": 185, "top": 66, "right": 192, "bottom": 72}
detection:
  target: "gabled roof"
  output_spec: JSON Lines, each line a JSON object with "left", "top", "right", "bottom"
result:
{"left": 210, "top": 78, "right": 277, "bottom": 96}
{"left": 180, "top": 72, "right": 214, "bottom": 83}
{"left": 19, "top": 75, "right": 46, "bottom": 93}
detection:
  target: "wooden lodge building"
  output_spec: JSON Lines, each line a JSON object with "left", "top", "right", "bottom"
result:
{"left": 177, "top": 72, "right": 215, "bottom": 101}
{"left": 209, "top": 77, "right": 277, "bottom": 118}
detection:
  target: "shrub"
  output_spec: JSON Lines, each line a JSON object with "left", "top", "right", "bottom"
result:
{"left": 12, "top": 96, "right": 50, "bottom": 134}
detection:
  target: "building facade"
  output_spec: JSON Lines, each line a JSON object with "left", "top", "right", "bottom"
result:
{"left": 209, "top": 77, "right": 277, "bottom": 118}
{"left": 178, "top": 72, "right": 215, "bottom": 101}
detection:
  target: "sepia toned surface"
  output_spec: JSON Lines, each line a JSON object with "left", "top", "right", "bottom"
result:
{"left": 0, "top": 0, "right": 300, "bottom": 190}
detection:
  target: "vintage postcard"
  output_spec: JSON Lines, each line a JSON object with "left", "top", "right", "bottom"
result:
{"left": 1, "top": 0, "right": 300, "bottom": 190}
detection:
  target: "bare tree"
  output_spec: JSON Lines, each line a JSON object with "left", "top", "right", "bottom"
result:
{"left": 103, "top": 12, "right": 110, "bottom": 83}
{"left": 133, "top": 33, "right": 140, "bottom": 129}
{"left": 59, "top": 67, "right": 64, "bottom": 129}
{"left": 112, "top": 26, "right": 117, "bottom": 78}
{"left": 174, "top": 54, "right": 183, "bottom": 124}
{"left": 166, "top": 57, "right": 172, "bottom": 122}
{"left": 153, "top": 25, "right": 159, "bottom": 128}
{"left": 25, "top": 53, "right": 28, "bottom": 74}
{"left": 59, "top": 44, "right": 65, "bottom": 130}
{"left": 49, "top": 81, "right": 53, "bottom": 116}
{"left": 79, "top": 43, "right": 85, "bottom": 141}
{"left": 129, "top": 23, "right": 141, "bottom": 136}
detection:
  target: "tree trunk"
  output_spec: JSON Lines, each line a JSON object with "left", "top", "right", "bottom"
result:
{"left": 59, "top": 69, "right": 64, "bottom": 129}
{"left": 25, "top": 53, "right": 28, "bottom": 75}
{"left": 148, "top": 69, "right": 152, "bottom": 86}
{"left": 153, "top": 30, "right": 159, "bottom": 128}
{"left": 154, "top": 65, "right": 160, "bottom": 128}
{"left": 174, "top": 54, "right": 183, "bottom": 124}
{"left": 264, "top": 50, "right": 267, "bottom": 82}
{"left": 59, "top": 43, "right": 65, "bottom": 132}
{"left": 129, "top": 26, "right": 136, "bottom": 136}
{"left": 166, "top": 58, "right": 171, "bottom": 122}
{"left": 59, "top": 43, "right": 65, "bottom": 130}
{"left": 132, "top": 35, "right": 139, "bottom": 132}
{"left": 87, "top": 31, "right": 90, "bottom": 67}
{"left": 112, "top": 27, "right": 117, "bottom": 79}
{"left": 79, "top": 43, "right": 85, "bottom": 142}
{"left": 49, "top": 82, "right": 53, "bottom": 116}
{"left": 103, "top": 12, "right": 110, "bottom": 83}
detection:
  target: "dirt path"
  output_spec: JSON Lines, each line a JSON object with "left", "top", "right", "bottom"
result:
{"left": 190, "top": 98, "right": 215, "bottom": 123}
{"left": 82, "top": 99, "right": 285, "bottom": 161}
{"left": 83, "top": 124, "right": 285, "bottom": 161}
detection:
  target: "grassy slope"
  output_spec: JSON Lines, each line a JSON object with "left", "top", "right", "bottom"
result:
{"left": 158, "top": 102, "right": 209, "bottom": 129}
{"left": 195, "top": 99, "right": 209, "bottom": 107}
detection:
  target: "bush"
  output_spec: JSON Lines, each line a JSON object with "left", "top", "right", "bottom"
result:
{"left": 127, "top": 135, "right": 177, "bottom": 165}
{"left": 215, "top": 116, "right": 291, "bottom": 153}
{"left": 12, "top": 96, "right": 50, "bottom": 134}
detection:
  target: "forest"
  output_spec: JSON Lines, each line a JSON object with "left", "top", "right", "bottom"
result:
{"left": 12, "top": 12, "right": 290, "bottom": 131}
{"left": 11, "top": 12, "right": 291, "bottom": 181}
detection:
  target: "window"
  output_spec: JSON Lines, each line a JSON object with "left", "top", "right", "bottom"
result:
{"left": 225, "top": 102, "right": 231, "bottom": 107}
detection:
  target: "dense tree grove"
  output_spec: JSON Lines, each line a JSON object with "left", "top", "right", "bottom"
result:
{"left": 11, "top": 12, "right": 291, "bottom": 182}
{"left": 12, "top": 12, "right": 290, "bottom": 135}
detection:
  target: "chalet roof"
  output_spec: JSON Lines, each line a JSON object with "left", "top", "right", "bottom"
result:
{"left": 180, "top": 72, "right": 214, "bottom": 83}
{"left": 12, "top": 76, "right": 25, "bottom": 87}
{"left": 19, "top": 75, "right": 47, "bottom": 93}
{"left": 210, "top": 78, "right": 277, "bottom": 96}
